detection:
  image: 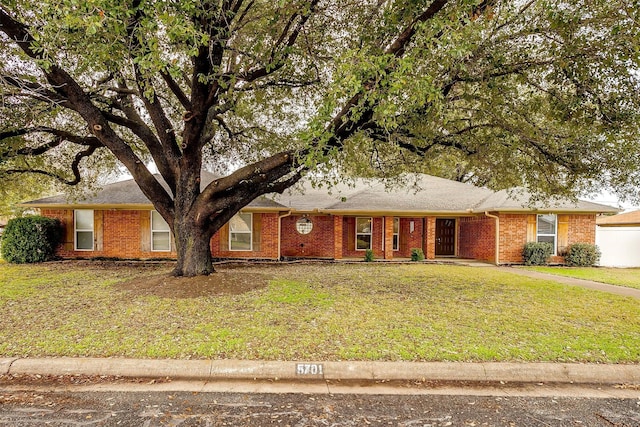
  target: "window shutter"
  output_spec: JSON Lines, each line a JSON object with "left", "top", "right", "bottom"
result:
{"left": 63, "top": 210, "right": 74, "bottom": 251}
{"left": 346, "top": 217, "right": 355, "bottom": 251}
{"left": 557, "top": 214, "right": 569, "bottom": 253}
{"left": 94, "top": 210, "right": 104, "bottom": 251}
{"left": 526, "top": 215, "right": 536, "bottom": 242}
{"left": 140, "top": 211, "right": 151, "bottom": 252}
{"left": 252, "top": 213, "right": 262, "bottom": 252}
{"left": 219, "top": 224, "right": 229, "bottom": 251}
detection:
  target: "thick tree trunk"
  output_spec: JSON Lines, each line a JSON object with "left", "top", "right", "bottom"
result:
{"left": 173, "top": 219, "right": 215, "bottom": 277}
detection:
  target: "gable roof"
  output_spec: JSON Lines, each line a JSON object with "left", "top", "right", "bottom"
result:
{"left": 23, "top": 172, "right": 618, "bottom": 214}
{"left": 272, "top": 175, "right": 618, "bottom": 214}
{"left": 597, "top": 210, "right": 640, "bottom": 226}
{"left": 272, "top": 175, "right": 495, "bottom": 213}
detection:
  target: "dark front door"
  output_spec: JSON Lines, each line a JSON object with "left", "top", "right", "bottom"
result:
{"left": 435, "top": 218, "right": 456, "bottom": 256}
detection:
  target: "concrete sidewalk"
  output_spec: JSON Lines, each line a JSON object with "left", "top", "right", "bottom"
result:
{"left": 2, "top": 357, "right": 640, "bottom": 386}
{"left": 498, "top": 267, "right": 640, "bottom": 299}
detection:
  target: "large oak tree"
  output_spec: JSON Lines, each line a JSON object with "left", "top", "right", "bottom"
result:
{"left": 1, "top": 0, "right": 639, "bottom": 276}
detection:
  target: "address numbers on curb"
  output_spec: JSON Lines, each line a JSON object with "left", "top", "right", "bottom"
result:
{"left": 296, "top": 363, "right": 324, "bottom": 376}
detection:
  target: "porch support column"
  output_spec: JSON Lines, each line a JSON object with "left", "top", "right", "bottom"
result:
{"left": 333, "top": 215, "right": 343, "bottom": 260}
{"left": 425, "top": 217, "right": 436, "bottom": 259}
{"left": 384, "top": 216, "right": 394, "bottom": 260}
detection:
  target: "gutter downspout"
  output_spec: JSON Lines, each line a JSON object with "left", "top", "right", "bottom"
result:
{"left": 484, "top": 212, "right": 500, "bottom": 265}
{"left": 277, "top": 210, "right": 293, "bottom": 261}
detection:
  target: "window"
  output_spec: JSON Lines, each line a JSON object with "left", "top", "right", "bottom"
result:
{"left": 75, "top": 209, "right": 94, "bottom": 250}
{"left": 230, "top": 212, "right": 252, "bottom": 251}
{"left": 356, "top": 217, "right": 372, "bottom": 250}
{"left": 151, "top": 211, "right": 171, "bottom": 251}
{"left": 393, "top": 218, "right": 399, "bottom": 251}
{"left": 537, "top": 214, "right": 557, "bottom": 254}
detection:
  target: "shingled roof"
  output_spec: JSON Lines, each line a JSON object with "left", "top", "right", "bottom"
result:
{"left": 272, "top": 175, "right": 618, "bottom": 214}
{"left": 23, "top": 172, "right": 618, "bottom": 214}
{"left": 23, "top": 172, "right": 286, "bottom": 210}
{"left": 597, "top": 210, "right": 640, "bottom": 226}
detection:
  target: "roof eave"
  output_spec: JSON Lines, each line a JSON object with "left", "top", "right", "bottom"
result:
{"left": 317, "top": 209, "right": 476, "bottom": 216}
{"left": 19, "top": 203, "right": 154, "bottom": 210}
{"left": 21, "top": 203, "right": 287, "bottom": 212}
{"left": 477, "top": 207, "right": 621, "bottom": 214}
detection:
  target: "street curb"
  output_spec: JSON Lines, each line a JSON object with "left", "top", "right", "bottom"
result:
{"left": 4, "top": 358, "right": 640, "bottom": 385}
{"left": 0, "top": 358, "right": 18, "bottom": 375}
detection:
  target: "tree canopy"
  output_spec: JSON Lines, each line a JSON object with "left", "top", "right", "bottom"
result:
{"left": 1, "top": 0, "right": 639, "bottom": 275}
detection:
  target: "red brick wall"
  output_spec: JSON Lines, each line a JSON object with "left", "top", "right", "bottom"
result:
{"left": 498, "top": 214, "right": 531, "bottom": 263}
{"left": 280, "top": 215, "right": 335, "bottom": 258}
{"left": 43, "top": 209, "right": 279, "bottom": 260}
{"left": 42, "top": 209, "right": 176, "bottom": 259}
{"left": 425, "top": 217, "right": 436, "bottom": 259}
{"left": 333, "top": 216, "right": 343, "bottom": 259}
{"left": 211, "top": 213, "right": 279, "bottom": 259}
{"left": 568, "top": 215, "right": 596, "bottom": 245}
{"left": 458, "top": 216, "right": 496, "bottom": 262}
{"left": 498, "top": 213, "right": 597, "bottom": 264}
{"left": 396, "top": 218, "right": 425, "bottom": 258}
{"left": 41, "top": 208, "right": 598, "bottom": 264}
{"left": 342, "top": 217, "right": 385, "bottom": 258}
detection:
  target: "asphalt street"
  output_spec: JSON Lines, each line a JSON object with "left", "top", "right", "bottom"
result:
{"left": 1, "top": 388, "right": 640, "bottom": 426}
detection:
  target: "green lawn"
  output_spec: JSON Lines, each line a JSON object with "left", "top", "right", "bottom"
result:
{"left": 526, "top": 266, "right": 640, "bottom": 290}
{"left": 1, "top": 261, "right": 639, "bottom": 362}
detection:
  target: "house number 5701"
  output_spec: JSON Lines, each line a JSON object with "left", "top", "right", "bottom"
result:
{"left": 296, "top": 363, "right": 324, "bottom": 376}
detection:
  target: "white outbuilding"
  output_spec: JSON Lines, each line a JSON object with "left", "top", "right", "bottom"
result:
{"left": 596, "top": 210, "right": 640, "bottom": 267}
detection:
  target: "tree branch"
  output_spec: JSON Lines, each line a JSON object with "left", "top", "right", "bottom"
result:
{"left": 239, "top": 0, "right": 320, "bottom": 83}
{"left": 198, "top": 150, "right": 296, "bottom": 203}
{"left": 0, "top": 6, "right": 175, "bottom": 216}
{"left": 124, "top": 2, "right": 180, "bottom": 190}
{"left": 0, "top": 75, "right": 68, "bottom": 105}
{"left": 160, "top": 69, "right": 192, "bottom": 110}
{"left": 0, "top": 127, "right": 102, "bottom": 156}
{"left": 5, "top": 143, "right": 100, "bottom": 186}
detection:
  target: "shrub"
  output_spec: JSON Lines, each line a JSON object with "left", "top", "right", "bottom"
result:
{"left": 364, "top": 249, "right": 374, "bottom": 262}
{"left": 564, "top": 243, "right": 601, "bottom": 267}
{"left": 1, "top": 216, "right": 62, "bottom": 263}
{"left": 410, "top": 248, "right": 425, "bottom": 261}
{"left": 522, "top": 242, "right": 553, "bottom": 266}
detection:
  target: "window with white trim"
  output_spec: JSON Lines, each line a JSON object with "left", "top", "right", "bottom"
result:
{"left": 393, "top": 217, "right": 399, "bottom": 251}
{"left": 537, "top": 214, "right": 557, "bottom": 254}
{"left": 230, "top": 212, "right": 252, "bottom": 251}
{"left": 75, "top": 209, "right": 94, "bottom": 251}
{"left": 151, "top": 211, "right": 171, "bottom": 251}
{"left": 356, "top": 217, "right": 372, "bottom": 250}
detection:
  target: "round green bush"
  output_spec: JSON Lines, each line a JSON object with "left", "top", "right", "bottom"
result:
{"left": 522, "top": 242, "right": 553, "bottom": 265}
{"left": 1, "top": 216, "right": 62, "bottom": 263}
{"left": 410, "top": 248, "right": 425, "bottom": 261}
{"left": 564, "top": 243, "right": 601, "bottom": 267}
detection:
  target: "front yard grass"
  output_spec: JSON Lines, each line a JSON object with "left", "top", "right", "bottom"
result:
{"left": 1, "top": 261, "right": 639, "bottom": 362}
{"left": 526, "top": 266, "right": 640, "bottom": 290}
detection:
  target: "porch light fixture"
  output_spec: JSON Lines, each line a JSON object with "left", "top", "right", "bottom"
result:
{"left": 296, "top": 217, "right": 313, "bottom": 235}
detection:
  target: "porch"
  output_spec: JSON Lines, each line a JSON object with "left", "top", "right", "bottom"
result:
{"left": 279, "top": 214, "right": 497, "bottom": 264}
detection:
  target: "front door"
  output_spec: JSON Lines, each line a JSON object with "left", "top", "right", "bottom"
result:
{"left": 435, "top": 218, "right": 456, "bottom": 256}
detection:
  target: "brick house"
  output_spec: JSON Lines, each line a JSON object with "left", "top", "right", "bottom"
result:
{"left": 23, "top": 173, "right": 618, "bottom": 264}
